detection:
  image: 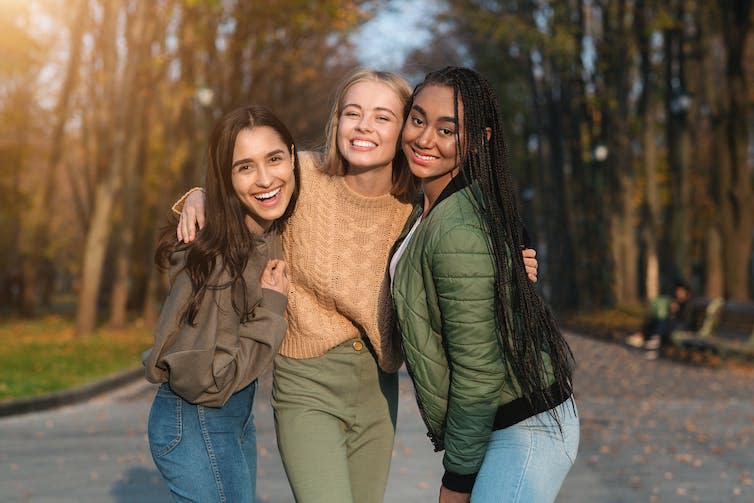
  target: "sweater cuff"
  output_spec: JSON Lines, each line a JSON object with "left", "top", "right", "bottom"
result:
{"left": 261, "top": 288, "right": 288, "bottom": 315}
{"left": 171, "top": 187, "right": 205, "bottom": 215}
{"left": 441, "top": 470, "right": 477, "bottom": 494}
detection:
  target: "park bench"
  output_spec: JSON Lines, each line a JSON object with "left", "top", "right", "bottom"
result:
{"left": 670, "top": 297, "right": 754, "bottom": 360}
{"left": 708, "top": 301, "right": 754, "bottom": 358}
{"left": 670, "top": 297, "right": 723, "bottom": 345}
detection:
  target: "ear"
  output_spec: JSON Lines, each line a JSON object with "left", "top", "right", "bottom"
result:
{"left": 484, "top": 127, "right": 492, "bottom": 141}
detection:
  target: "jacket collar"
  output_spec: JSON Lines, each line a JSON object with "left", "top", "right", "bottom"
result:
{"left": 425, "top": 172, "right": 471, "bottom": 217}
{"left": 389, "top": 173, "right": 473, "bottom": 263}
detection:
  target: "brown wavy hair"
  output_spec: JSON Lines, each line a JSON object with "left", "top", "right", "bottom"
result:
{"left": 155, "top": 106, "right": 301, "bottom": 325}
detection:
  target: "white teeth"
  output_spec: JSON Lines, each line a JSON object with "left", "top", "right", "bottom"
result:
{"left": 352, "top": 139, "right": 376, "bottom": 148}
{"left": 415, "top": 152, "right": 436, "bottom": 161}
{"left": 254, "top": 187, "right": 281, "bottom": 200}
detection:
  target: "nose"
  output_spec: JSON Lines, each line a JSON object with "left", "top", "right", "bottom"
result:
{"left": 355, "top": 115, "right": 373, "bottom": 133}
{"left": 255, "top": 164, "right": 273, "bottom": 188}
{"left": 415, "top": 126, "right": 434, "bottom": 149}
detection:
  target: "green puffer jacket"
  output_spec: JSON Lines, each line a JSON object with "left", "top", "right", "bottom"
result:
{"left": 391, "top": 181, "right": 559, "bottom": 491}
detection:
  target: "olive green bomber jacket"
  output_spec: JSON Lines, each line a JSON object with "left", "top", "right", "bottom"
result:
{"left": 392, "top": 180, "right": 560, "bottom": 493}
{"left": 143, "top": 234, "right": 287, "bottom": 408}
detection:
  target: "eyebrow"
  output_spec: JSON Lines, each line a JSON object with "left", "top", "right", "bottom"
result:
{"left": 231, "top": 148, "right": 286, "bottom": 168}
{"left": 343, "top": 103, "right": 399, "bottom": 120}
{"left": 412, "top": 104, "right": 457, "bottom": 124}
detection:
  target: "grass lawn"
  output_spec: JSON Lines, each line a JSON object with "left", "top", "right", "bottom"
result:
{"left": 0, "top": 315, "right": 153, "bottom": 402}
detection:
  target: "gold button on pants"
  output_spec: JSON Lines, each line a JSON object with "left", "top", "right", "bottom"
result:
{"left": 352, "top": 340, "right": 364, "bottom": 351}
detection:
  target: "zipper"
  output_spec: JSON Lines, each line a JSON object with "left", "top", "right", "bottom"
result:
{"left": 393, "top": 294, "right": 444, "bottom": 452}
{"left": 391, "top": 203, "right": 445, "bottom": 451}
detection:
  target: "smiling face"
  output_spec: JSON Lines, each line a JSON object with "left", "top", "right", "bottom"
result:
{"left": 336, "top": 80, "right": 404, "bottom": 174}
{"left": 231, "top": 126, "right": 296, "bottom": 234}
{"left": 401, "top": 84, "right": 463, "bottom": 196}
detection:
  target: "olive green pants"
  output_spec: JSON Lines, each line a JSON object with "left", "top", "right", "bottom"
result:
{"left": 272, "top": 339, "right": 399, "bottom": 503}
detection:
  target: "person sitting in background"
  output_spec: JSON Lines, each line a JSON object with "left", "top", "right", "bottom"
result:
{"left": 626, "top": 280, "right": 692, "bottom": 355}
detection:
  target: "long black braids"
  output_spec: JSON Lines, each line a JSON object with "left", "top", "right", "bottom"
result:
{"left": 414, "top": 66, "right": 574, "bottom": 415}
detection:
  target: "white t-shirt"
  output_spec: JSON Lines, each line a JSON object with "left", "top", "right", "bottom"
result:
{"left": 389, "top": 215, "right": 423, "bottom": 288}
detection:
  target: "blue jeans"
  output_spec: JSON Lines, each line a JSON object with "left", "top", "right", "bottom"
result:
{"left": 148, "top": 381, "right": 258, "bottom": 502}
{"left": 471, "top": 397, "right": 579, "bottom": 503}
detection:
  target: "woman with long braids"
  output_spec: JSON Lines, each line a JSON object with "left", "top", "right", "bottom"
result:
{"left": 391, "top": 66, "right": 579, "bottom": 502}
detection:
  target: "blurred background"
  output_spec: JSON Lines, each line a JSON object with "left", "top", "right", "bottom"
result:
{"left": 0, "top": 0, "right": 752, "bottom": 338}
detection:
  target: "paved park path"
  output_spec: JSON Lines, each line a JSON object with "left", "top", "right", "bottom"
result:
{"left": 1, "top": 332, "right": 752, "bottom": 502}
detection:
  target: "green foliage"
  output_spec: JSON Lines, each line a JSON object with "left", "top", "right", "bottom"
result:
{"left": 0, "top": 316, "right": 153, "bottom": 401}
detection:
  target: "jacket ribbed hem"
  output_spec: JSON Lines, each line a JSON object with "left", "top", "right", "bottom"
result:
{"left": 441, "top": 470, "right": 477, "bottom": 494}
{"left": 492, "top": 382, "right": 571, "bottom": 430}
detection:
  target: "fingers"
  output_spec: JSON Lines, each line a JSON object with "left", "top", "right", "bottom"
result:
{"left": 177, "top": 207, "right": 202, "bottom": 243}
{"left": 263, "top": 259, "right": 286, "bottom": 278}
{"left": 176, "top": 191, "right": 206, "bottom": 243}
{"left": 188, "top": 190, "right": 207, "bottom": 232}
{"left": 195, "top": 207, "right": 206, "bottom": 231}
{"left": 263, "top": 258, "right": 282, "bottom": 271}
{"left": 261, "top": 260, "right": 289, "bottom": 295}
{"left": 178, "top": 209, "right": 190, "bottom": 242}
{"left": 176, "top": 215, "right": 185, "bottom": 242}
{"left": 524, "top": 259, "right": 538, "bottom": 282}
{"left": 183, "top": 207, "right": 197, "bottom": 242}
{"left": 522, "top": 248, "right": 538, "bottom": 283}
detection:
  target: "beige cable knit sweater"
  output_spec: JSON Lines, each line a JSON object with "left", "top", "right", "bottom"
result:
{"left": 281, "top": 152, "right": 413, "bottom": 372}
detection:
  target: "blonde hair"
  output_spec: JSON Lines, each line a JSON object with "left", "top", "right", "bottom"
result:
{"left": 320, "top": 69, "right": 416, "bottom": 199}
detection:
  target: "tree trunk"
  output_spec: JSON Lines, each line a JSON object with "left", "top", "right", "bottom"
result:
{"left": 75, "top": 2, "right": 151, "bottom": 336}
{"left": 636, "top": 0, "right": 661, "bottom": 300}
{"left": 645, "top": 229, "right": 661, "bottom": 300}
{"left": 108, "top": 134, "right": 141, "bottom": 328}
{"left": 522, "top": 40, "right": 577, "bottom": 309}
{"left": 19, "top": 0, "right": 87, "bottom": 315}
{"left": 109, "top": 24, "right": 161, "bottom": 327}
{"left": 716, "top": 0, "right": 753, "bottom": 300}
{"left": 643, "top": 109, "right": 661, "bottom": 300}
{"left": 611, "top": 178, "right": 640, "bottom": 305}
{"left": 602, "top": 0, "right": 638, "bottom": 305}
{"left": 705, "top": 225, "right": 724, "bottom": 298}
{"left": 75, "top": 166, "right": 122, "bottom": 335}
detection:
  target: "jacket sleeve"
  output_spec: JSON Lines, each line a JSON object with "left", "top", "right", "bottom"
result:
{"left": 430, "top": 223, "right": 507, "bottom": 493}
{"left": 146, "top": 252, "right": 287, "bottom": 408}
